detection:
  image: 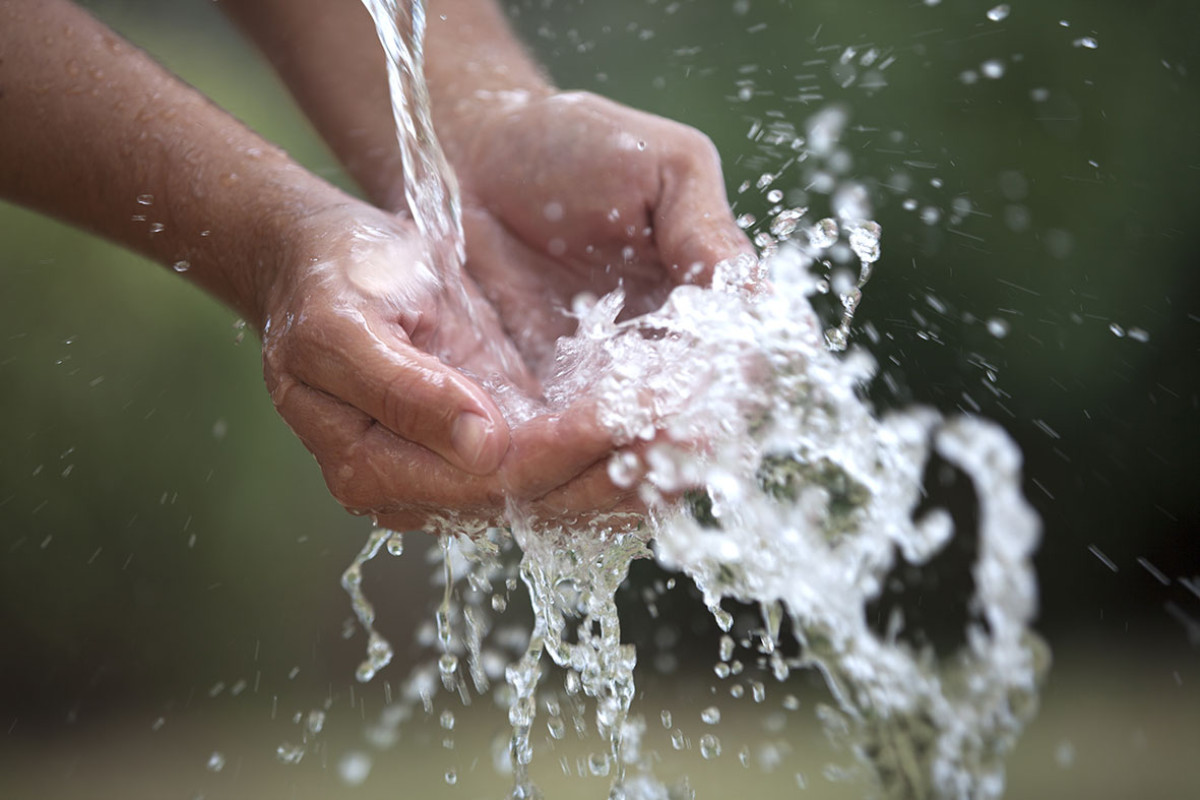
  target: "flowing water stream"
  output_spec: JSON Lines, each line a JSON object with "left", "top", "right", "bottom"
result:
{"left": 336, "top": 2, "right": 1046, "bottom": 798}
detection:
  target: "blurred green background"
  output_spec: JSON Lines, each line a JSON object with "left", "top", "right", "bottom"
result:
{"left": 2, "top": 0, "right": 1199, "bottom": 797}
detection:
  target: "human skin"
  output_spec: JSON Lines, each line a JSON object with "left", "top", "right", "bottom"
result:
{"left": 224, "top": 0, "right": 754, "bottom": 374}
{"left": 0, "top": 0, "right": 669, "bottom": 532}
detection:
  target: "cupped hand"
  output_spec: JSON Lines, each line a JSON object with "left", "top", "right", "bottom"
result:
{"left": 258, "top": 201, "right": 641, "bottom": 533}
{"left": 449, "top": 91, "right": 756, "bottom": 372}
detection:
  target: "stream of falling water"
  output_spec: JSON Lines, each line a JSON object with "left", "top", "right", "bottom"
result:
{"left": 333, "top": 3, "right": 1047, "bottom": 798}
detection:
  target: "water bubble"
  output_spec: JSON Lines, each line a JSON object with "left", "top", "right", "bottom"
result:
{"left": 136, "top": 194, "right": 154, "bottom": 206}
{"left": 149, "top": 222, "right": 165, "bottom": 234}
{"left": 440, "top": 709, "right": 456, "bottom": 730}
{"left": 171, "top": 260, "right": 190, "bottom": 273}
{"left": 491, "top": 593, "right": 508, "bottom": 613}
{"left": 735, "top": 213, "right": 757, "bottom": 229}
{"left": 1073, "top": 37, "right": 1098, "bottom": 49}
{"left": 444, "top": 769, "right": 458, "bottom": 785}
{"left": 670, "top": 729, "right": 686, "bottom": 750}
{"left": 986, "top": 318, "right": 1010, "bottom": 338}
{"left": 206, "top": 752, "right": 225, "bottom": 772}
{"left": 543, "top": 201, "right": 564, "bottom": 222}
{"left": 986, "top": 4, "right": 1010, "bottom": 22}
{"left": 386, "top": 531, "right": 404, "bottom": 556}
{"left": 981, "top": 59, "right": 1006, "bottom": 79}
{"left": 306, "top": 709, "right": 326, "bottom": 736}
{"left": 701, "top": 706, "right": 721, "bottom": 725}
{"left": 1109, "top": 322, "right": 1126, "bottom": 338}
{"left": 699, "top": 734, "right": 722, "bottom": 759}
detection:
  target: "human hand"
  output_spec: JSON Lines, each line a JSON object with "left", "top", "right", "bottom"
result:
{"left": 446, "top": 91, "right": 756, "bottom": 372}
{"left": 258, "top": 201, "right": 642, "bottom": 533}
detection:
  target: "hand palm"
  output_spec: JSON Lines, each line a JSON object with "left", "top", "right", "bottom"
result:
{"left": 454, "top": 92, "right": 751, "bottom": 375}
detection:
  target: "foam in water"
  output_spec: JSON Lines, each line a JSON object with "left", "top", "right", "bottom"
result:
{"left": 331, "top": 2, "right": 1047, "bottom": 798}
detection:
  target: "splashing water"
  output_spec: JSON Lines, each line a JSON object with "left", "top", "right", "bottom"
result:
{"left": 334, "top": 3, "right": 1047, "bottom": 798}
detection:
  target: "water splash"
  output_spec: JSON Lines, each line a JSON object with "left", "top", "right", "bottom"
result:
{"left": 342, "top": 241, "right": 1045, "bottom": 798}
{"left": 339, "top": 4, "right": 1046, "bottom": 797}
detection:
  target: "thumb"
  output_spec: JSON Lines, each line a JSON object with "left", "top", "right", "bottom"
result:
{"left": 655, "top": 136, "right": 756, "bottom": 287}
{"left": 286, "top": 316, "right": 510, "bottom": 476}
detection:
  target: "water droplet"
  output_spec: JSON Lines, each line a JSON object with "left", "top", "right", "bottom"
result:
{"left": 275, "top": 742, "right": 305, "bottom": 765}
{"left": 986, "top": 318, "right": 1010, "bottom": 338}
{"left": 719, "top": 634, "right": 735, "bottom": 661}
{"left": 699, "top": 734, "right": 722, "bottom": 759}
{"left": 444, "top": 769, "right": 458, "bottom": 785}
{"left": 660, "top": 710, "right": 672, "bottom": 729}
{"left": 986, "top": 4, "right": 1010, "bottom": 22}
{"left": 981, "top": 59, "right": 1005, "bottom": 79}
{"left": 171, "top": 260, "right": 190, "bottom": 273}
{"left": 386, "top": 531, "right": 404, "bottom": 556}
{"left": 735, "top": 213, "right": 757, "bottom": 230}
{"left": 206, "top": 752, "right": 225, "bottom": 772}
{"left": 766, "top": 189, "right": 784, "bottom": 203}
{"left": 338, "top": 751, "right": 372, "bottom": 786}
{"left": 149, "top": 222, "right": 165, "bottom": 234}
{"left": 701, "top": 706, "right": 721, "bottom": 725}
{"left": 807, "top": 218, "right": 839, "bottom": 249}
{"left": 1073, "top": 36, "right": 1098, "bottom": 49}
{"left": 440, "top": 709, "right": 456, "bottom": 730}
{"left": 136, "top": 194, "right": 154, "bottom": 206}
{"left": 547, "top": 716, "right": 566, "bottom": 739}
{"left": 588, "top": 752, "right": 611, "bottom": 776}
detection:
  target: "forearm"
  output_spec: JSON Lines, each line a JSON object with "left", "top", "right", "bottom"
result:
{"left": 220, "top": 0, "right": 407, "bottom": 210}
{"left": 424, "top": 0, "right": 553, "bottom": 140}
{"left": 0, "top": 0, "right": 344, "bottom": 329}
{"left": 222, "top": 0, "right": 551, "bottom": 210}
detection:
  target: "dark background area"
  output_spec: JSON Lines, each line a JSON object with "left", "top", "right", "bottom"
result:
{"left": 1, "top": 0, "right": 1198, "bottom": 796}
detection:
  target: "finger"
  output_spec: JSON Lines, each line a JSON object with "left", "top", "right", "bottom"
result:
{"left": 532, "top": 456, "right": 645, "bottom": 518}
{"left": 286, "top": 311, "right": 510, "bottom": 476}
{"left": 273, "top": 377, "right": 508, "bottom": 522}
{"left": 655, "top": 133, "right": 757, "bottom": 287}
{"left": 497, "top": 399, "right": 622, "bottom": 501}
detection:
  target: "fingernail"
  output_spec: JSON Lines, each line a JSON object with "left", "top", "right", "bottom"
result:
{"left": 451, "top": 411, "right": 496, "bottom": 473}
